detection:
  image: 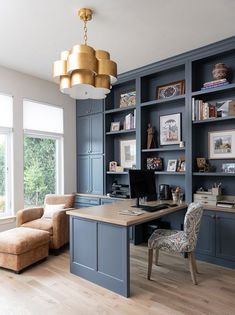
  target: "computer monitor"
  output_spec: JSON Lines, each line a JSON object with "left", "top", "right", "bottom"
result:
{"left": 129, "top": 169, "right": 157, "bottom": 208}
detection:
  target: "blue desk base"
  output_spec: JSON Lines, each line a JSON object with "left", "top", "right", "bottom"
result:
{"left": 70, "top": 216, "right": 130, "bottom": 297}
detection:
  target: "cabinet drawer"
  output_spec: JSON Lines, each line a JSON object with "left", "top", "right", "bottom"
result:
{"left": 100, "top": 198, "right": 117, "bottom": 205}
{"left": 75, "top": 196, "right": 100, "bottom": 206}
{"left": 194, "top": 194, "right": 221, "bottom": 202}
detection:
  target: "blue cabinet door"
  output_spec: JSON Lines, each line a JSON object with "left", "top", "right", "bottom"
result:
{"left": 216, "top": 211, "right": 235, "bottom": 262}
{"left": 77, "top": 100, "right": 103, "bottom": 117}
{"left": 77, "top": 155, "right": 90, "bottom": 194}
{"left": 77, "top": 116, "right": 90, "bottom": 155}
{"left": 196, "top": 210, "right": 216, "bottom": 257}
{"left": 90, "top": 155, "right": 104, "bottom": 195}
{"left": 90, "top": 113, "right": 103, "bottom": 154}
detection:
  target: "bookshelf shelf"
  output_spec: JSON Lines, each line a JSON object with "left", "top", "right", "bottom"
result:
{"left": 193, "top": 172, "right": 235, "bottom": 177}
{"left": 105, "top": 105, "right": 136, "bottom": 114}
{"left": 191, "top": 82, "right": 235, "bottom": 97}
{"left": 106, "top": 129, "right": 136, "bottom": 135}
{"left": 106, "top": 171, "right": 128, "bottom": 175}
{"left": 141, "top": 95, "right": 185, "bottom": 108}
{"left": 193, "top": 116, "right": 235, "bottom": 124}
{"left": 142, "top": 147, "right": 185, "bottom": 153}
{"left": 154, "top": 171, "right": 185, "bottom": 175}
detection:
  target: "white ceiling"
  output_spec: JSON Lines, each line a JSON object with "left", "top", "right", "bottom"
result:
{"left": 0, "top": 0, "right": 234, "bottom": 82}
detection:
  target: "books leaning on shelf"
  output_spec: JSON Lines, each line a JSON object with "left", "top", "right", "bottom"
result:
{"left": 201, "top": 78, "right": 229, "bottom": 90}
{"left": 123, "top": 109, "right": 136, "bottom": 130}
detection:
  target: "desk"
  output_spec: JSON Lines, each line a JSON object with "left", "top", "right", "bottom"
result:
{"left": 67, "top": 200, "right": 187, "bottom": 297}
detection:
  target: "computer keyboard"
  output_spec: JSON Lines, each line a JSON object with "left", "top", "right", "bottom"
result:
{"left": 141, "top": 203, "right": 170, "bottom": 212}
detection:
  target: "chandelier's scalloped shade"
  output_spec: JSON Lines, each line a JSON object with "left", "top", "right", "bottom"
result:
{"left": 53, "top": 9, "right": 117, "bottom": 100}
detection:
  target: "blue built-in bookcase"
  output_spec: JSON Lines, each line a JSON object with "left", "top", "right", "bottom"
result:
{"left": 76, "top": 36, "right": 235, "bottom": 201}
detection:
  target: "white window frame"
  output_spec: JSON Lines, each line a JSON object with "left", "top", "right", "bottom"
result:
{"left": 24, "top": 130, "right": 64, "bottom": 197}
{"left": 0, "top": 127, "right": 12, "bottom": 217}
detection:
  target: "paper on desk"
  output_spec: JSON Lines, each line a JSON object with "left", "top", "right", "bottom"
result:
{"left": 118, "top": 210, "right": 145, "bottom": 216}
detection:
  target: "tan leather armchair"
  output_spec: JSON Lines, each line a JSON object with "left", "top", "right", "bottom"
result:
{"left": 16, "top": 194, "right": 75, "bottom": 251}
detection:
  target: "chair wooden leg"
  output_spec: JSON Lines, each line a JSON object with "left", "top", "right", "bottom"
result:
{"left": 191, "top": 251, "right": 199, "bottom": 274}
{"left": 188, "top": 252, "right": 197, "bottom": 285}
{"left": 147, "top": 248, "right": 153, "bottom": 280}
{"left": 155, "top": 248, "right": 159, "bottom": 266}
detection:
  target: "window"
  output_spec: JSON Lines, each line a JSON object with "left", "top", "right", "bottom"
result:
{"left": 23, "top": 100, "right": 63, "bottom": 207}
{"left": 0, "top": 94, "right": 13, "bottom": 217}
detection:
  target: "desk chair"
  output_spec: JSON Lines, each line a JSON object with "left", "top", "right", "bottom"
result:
{"left": 147, "top": 202, "right": 203, "bottom": 284}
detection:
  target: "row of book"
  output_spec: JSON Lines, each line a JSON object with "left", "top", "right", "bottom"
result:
{"left": 123, "top": 110, "right": 136, "bottom": 130}
{"left": 192, "top": 98, "right": 235, "bottom": 121}
{"left": 192, "top": 99, "right": 217, "bottom": 121}
{"left": 201, "top": 78, "right": 229, "bottom": 90}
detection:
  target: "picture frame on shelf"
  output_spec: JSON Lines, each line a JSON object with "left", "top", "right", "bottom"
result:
{"left": 120, "top": 91, "right": 136, "bottom": 108}
{"left": 110, "top": 122, "right": 120, "bottom": 132}
{"left": 221, "top": 163, "right": 235, "bottom": 173}
{"left": 160, "top": 113, "right": 181, "bottom": 145}
{"left": 177, "top": 156, "right": 186, "bottom": 172}
{"left": 156, "top": 80, "right": 185, "bottom": 99}
{"left": 120, "top": 139, "right": 136, "bottom": 169}
{"left": 167, "top": 159, "right": 177, "bottom": 172}
{"left": 208, "top": 130, "right": 235, "bottom": 159}
{"left": 109, "top": 161, "right": 117, "bottom": 172}
{"left": 147, "top": 157, "right": 163, "bottom": 171}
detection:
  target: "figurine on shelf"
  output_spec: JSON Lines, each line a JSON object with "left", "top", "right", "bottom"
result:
{"left": 147, "top": 123, "right": 157, "bottom": 149}
{"left": 196, "top": 157, "right": 209, "bottom": 172}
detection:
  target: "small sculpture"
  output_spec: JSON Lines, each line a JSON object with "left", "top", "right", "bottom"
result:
{"left": 147, "top": 123, "right": 156, "bottom": 149}
{"left": 197, "top": 158, "right": 209, "bottom": 172}
{"left": 212, "top": 63, "right": 228, "bottom": 80}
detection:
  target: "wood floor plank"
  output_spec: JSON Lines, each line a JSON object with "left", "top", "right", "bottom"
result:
{"left": 0, "top": 245, "right": 234, "bottom": 315}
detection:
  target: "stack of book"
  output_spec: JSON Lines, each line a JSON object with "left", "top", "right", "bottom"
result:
{"left": 216, "top": 200, "right": 235, "bottom": 208}
{"left": 123, "top": 110, "right": 136, "bottom": 130}
{"left": 201, "top": 79, "right": 229, "bottom": 90}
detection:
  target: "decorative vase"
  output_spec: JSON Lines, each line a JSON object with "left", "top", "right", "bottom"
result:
{"left": 212, "top": 63, "right": 228, "bottom": 80}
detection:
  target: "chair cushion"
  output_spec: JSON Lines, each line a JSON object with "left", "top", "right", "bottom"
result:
{"left": 21, "top": 218, "right": 53, "bottom": 235}
{"left": 0, "top": 227, "right": 50, "bottom": 255}
{"left": 148, "top": 229, "right": 192, "bottom": 253}
{"left": 42, "top": 203, "right": 65, "bottom": 218}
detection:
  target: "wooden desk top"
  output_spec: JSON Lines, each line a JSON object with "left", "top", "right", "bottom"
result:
{"left": 67, "top": 199, "right": 187, "bottom": 227}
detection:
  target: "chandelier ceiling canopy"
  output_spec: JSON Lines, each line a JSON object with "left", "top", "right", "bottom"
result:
{"left": 53, "top": 8, "right": 117, "bottom": 100}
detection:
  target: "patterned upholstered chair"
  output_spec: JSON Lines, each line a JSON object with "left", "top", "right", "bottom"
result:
{"left": 147, "top": 202, "right": 203, "bottom": 284}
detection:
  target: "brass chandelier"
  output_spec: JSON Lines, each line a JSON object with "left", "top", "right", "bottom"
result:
{"left": 53, "top": 8, "right": 117, "bottom": 99}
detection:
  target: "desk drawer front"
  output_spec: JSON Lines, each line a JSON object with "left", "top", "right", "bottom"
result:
{"left": 75, "top": 196, "right": 100, "bottom": 206}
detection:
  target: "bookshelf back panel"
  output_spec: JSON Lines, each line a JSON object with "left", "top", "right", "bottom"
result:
{"left": 105, "top": 80, "right": 136, "bottom": 110}
{"left": 141, "top": 102, "right": 185, "bottom": 149}
{"left": 141, "top": 65, "right": 185, "bottom": 103}
{"left": 192, "top": 176, "right": 235, "bottom": 196}
{"left": 192, "top": 49, "right": 235, "bottom": 92}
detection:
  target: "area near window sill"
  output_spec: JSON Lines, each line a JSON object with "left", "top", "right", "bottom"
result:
{"left": 0, "top": 216, "right": 16, "bottom": 225}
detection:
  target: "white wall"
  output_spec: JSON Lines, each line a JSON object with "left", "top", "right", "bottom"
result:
{"left": 0, "top": 65, "right": 76, "bottom": 231}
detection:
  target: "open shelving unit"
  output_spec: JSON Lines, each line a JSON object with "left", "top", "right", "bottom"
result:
{"left": 103, "top": 37, "right": 235, "bottom": 202}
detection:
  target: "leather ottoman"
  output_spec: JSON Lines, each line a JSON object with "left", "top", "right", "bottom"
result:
{"left": 0, "top": 227, "right": 50, "bottom": 273}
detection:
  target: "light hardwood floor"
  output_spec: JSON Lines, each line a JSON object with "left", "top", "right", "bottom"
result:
{"left": 0, "top": 245, "right": 235, "bottom": 315}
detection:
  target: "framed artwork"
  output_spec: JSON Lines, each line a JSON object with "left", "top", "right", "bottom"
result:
{"left": 109, "top": 161, "right": 117, "bottom": 172}
{"left": 221, "top": 163, "right": 235, "bottom": 173}
{"left": 147, "top": 157, "right": 163, "bottom": 171}
{"left": 120, "top": 139, "right": 136, "bottom": 168}
{"left": 110, "top": 122, "right": 120, "bottom": 132}
{"left": 209, "top": 130, "right": 235, "bottom": 159}
{"left": 156, "top": 80, "right": 185, "bottom": 99}
{"left": 167, "top": 159, "right": 177, "bottom": 172}
{"left": 160, "top": 113, "right": 181, "bottom": 145}
{"left": 177, "top": 156, "right": 186, "bottom": 172}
